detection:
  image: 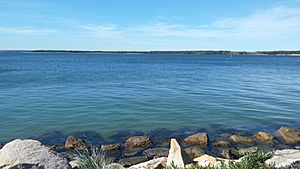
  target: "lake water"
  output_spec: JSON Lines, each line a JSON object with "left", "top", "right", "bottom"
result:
{"left": 1, "top": 52, "right": 300, "bottom": 142}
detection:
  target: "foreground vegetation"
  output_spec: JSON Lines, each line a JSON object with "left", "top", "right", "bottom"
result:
{"left": 73, "top": 150, "right": 300, "bottom": 169}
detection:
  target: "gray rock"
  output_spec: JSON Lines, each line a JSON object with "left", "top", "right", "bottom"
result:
{"left": 101, "top": 144, "right": 121, "bottom": 152}
{"left": 184, "top": 146, "right": 205, "bottom": 159}
{"left": 106, "top": 163, "right": 125, "bottom": 169}
{"left": 143, "top": 148, "right": 169, "bottom": 158}
{"left": 0, "top": 139, "right": 71, "bottom": 169}
{"left": 118, "top": 156, "right": 148, "bottom": 167}
{"left": 265, "top": 149, "right": 300, "bottom": 168}
{"left": 123, "top": 148, "right": 144, "bottom": 157}
{"left": 237, "top": 146, "right": 258, "bottom": 156}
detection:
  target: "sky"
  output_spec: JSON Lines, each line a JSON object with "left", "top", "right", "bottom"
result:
{"left": 0, "top": 0, "right": 300, "bottom": 51}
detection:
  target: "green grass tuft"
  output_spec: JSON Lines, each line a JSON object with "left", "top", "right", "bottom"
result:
{"left": 74, "top": 148, "right": 112, "bottom": 169}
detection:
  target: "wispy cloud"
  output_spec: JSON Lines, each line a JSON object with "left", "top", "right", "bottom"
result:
{"left": 80, "top": 24, "right": 123, "bottom": 39}
{"left": 131, "top": 6, "right": 300, "bottom": 40}
{"left": 0, "top": 27, "right": 58, "bottom": 36}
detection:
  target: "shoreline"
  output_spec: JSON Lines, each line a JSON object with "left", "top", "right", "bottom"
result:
{"left": 0, "top": 125, "right": 299, "bottom": 168}
{"left": 1, "top": 50, "right": 300, "bottom": 56}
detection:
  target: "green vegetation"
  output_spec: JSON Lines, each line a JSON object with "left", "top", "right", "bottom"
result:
{"left": 74, "top": 149, "right": 112, "bottom": 169}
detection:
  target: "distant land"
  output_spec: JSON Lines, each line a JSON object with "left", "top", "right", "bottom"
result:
{"left": 1, "top": 50, "right": 300, "bottom": 56}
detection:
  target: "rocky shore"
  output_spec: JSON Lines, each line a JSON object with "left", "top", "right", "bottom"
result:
{"left": 0, "top": 126, "right": 300, "bottom": 168}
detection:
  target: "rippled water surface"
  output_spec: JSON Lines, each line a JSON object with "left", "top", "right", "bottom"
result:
{"left": 0, "top": 52, "right": 300, "bottom": 142}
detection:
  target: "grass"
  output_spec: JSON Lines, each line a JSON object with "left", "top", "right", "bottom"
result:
{"left": 74, "top": 148, "right": 112, "bottom": 169}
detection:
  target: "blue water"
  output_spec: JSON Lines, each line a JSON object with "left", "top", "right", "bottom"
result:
{"left": 0, "top": 52, "right": 300, "bottom": 142}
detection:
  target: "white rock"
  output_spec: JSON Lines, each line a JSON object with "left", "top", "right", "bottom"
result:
{"left": 194, "top": 154, "right": 230, "bottom": 168}
{"left": 106, "top": 163, "right": 126, "bottom": 169}
{"left": 265, "top": 149, "right": 300, "bottom": 168}
{"left": 0, "top": 139, "right": 71, "bottom": 169}
{"left": 166, "top": 139, "right": 192, "bottom": 168}
{"left": 128, "top": 157, "right": 167, "bottom": 169}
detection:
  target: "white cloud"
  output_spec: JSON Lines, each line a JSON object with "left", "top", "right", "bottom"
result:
{"left": 80, "top": 24, "right": 123, "bottom": 39}
{"left": 131, "top": 6, "right": 300, "bottom": 40}
{"left": 0, "top": 27, "right": 57, "bottom": 36}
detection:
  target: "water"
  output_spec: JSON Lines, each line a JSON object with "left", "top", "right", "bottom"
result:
{"left": 1, "top": 52, "right": 300, "bottom": 142}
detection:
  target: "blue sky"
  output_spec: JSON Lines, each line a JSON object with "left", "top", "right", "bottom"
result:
{"left": 1, "top": 0, "right": 300, "bottom": 51}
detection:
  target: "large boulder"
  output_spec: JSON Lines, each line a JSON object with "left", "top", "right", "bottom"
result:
{"left": 125, "top": 136, "right": 152, "bottom": 150}
{"left": 0, "top": 139, "right": 71, "bottom": 169}
{"left": 253, "top": 131, "right": 274, "bottom": 143}
{"left": 277, "top": 127, "right": 300, "bottom": 144}
{"left": 265, "top": 149, "right": 300, "bottom": 168}
{"left": 143, "top": 148, "right": 169, "bottom": 158}
{"left": 230, "top": 135, "right": 253, "bottom": 144}
{"left": 65, "top": 135, "right": 88, "bottom": 150}
{"left": 166, "top": 138, "right": 192, "bottom": 168}
{"left": 128, "top": 157, "right": 167, "bottom": 169}
{"left": 184, "top": 133, "right": 208, "bottom": 146}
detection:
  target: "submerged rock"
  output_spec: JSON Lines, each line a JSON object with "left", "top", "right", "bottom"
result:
{"left": 128, "top": 157, "right": 167, "bottom": 169}
{"left": 0, "top": 139, "right": 71, "bottom": 169}
{"left": 230, "top": 135, "right": 253, "bottom": 144}
{"left": 212, "top": 140, "right": 230, "bottom": 147}
{"left": 118, "top": 156, "right": 148, "bottom": 167}
{"left": 125, "top": 136, "right": 152, "bottom": 150}
{"left": 143, "top": 148, "right": 169, "bottom": 158}
{"left": 101, "top": 144, "right": 121, "bottom": 152}
{"left": 220, "top": 149, "right": 240, "bottom": 159}
{"left": 265, "top": 149, "right": 300, "bottom": 168}
{"left": 65, "top": 135, "right": 88, "bottom": 150}
{"left": 253, "top": 131, "right": 274, "bottom": 143}
{"left": 184, "top": 133, "right": 208, "bottom": 146}
{"left": 166, "top": 138, "right": 192, "bottom": 168}
{"left": 237, "top": 146, "right": 258, "bottom": 156}
{"left": 184, "top": 146, "right": 205, "bottom": 159}
{"left": 277, "top": 126, "right": 300, "bottom": 144}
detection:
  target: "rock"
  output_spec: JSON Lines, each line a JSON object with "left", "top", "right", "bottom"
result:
{"left": 50, "top": 143, "right": 64, "bottom": 151}
{"left": 166, "top": 138, "right": 192, "bottom": 168}
{"left": 65, "top": 135, "right": 88, "bottom": 150}
{"left": 143, "top": 148, "right": 169, "bottom": 158}
{"left": 125, "top": 136, "right": 152, "bottom": 150}
{"left": 265, "top": 149, "right": 300, "bottom": 168}
{"left": 184, "top": 146, "right": 205, "bottom": 159}
{"left": 69, "top": 160, "right": 78, "bottom": 169}
{"left": 220, "top": 149, "right": 240, "bottom": 159}
{"left": 0, "top": 143, "right": 4, "bottom": 149}
{"left": 194, "top": 154, "right": 230, "bottom": 168}
{"left": 253, "top": 131, "right": 274, "bottom": 143}
{"left": 101, "top": 144, "right": 121, "bottom": 152}
{"left": 277, "top": 126, "right": 300, "bottom": 144}
{"left": 0, "top": 139, "right": 71, "bottom": 169}
{"left": 184, "top": 133, "right": 208, "bottom": 146}
{"left": 123, "top": 148, "right": 144, "bottom": 157}
{"left": 106, "top": 163, "right": 125, "bottom": 169}
{"left": 237, "top": 146, "right": 258, "bottom": 156}
{"left": 118, "top": 156, "right": 148, "bottom": 167}
{"left": 212, "top": 140, "right": 230, "bottom": 147}
{"left": 230, "top": 135, "right": 253, "bottom": 144}
{"left": 128, "top": 157, "right": 167, "bottom": 169}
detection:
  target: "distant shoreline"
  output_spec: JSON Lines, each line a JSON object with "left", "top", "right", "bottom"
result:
{"left": 1, "top": 50, "right": 300, "bottom": 56}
